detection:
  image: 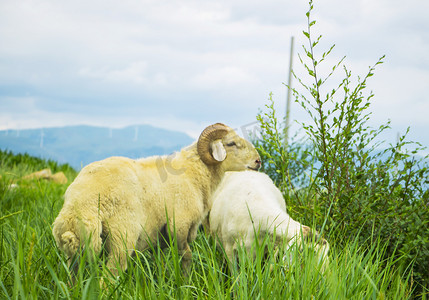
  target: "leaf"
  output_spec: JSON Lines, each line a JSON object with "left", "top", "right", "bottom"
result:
{"left": 0, "top": 210, "right": 24, "bottom": 221}
{"left": 303, "top": 31, "right": 310, "bottom": 39}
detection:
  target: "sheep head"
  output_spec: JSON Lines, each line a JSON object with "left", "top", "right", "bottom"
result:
{"left": 197, "top": 123, "right": 261, "bottom": 171}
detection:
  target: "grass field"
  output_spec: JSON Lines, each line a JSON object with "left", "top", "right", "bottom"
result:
{"left": 0, "top": 150, "right": 414, "bottom": 299}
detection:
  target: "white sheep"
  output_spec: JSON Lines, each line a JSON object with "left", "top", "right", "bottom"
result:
{"left": 208, "top": 170, "right": 329, "bottom": 270}
{"left": 52, "top": 123, "right": 261, "bottom": 276}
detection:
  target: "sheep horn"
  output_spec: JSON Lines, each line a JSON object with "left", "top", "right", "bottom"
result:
{"left": 197, "top": 123, "right": 229, "bottom": 165}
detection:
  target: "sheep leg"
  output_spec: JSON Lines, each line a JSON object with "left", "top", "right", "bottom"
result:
{"left": 105, "top": 244, "right": 130, "bottom": 277}
{"left": 186, "top": 221, "right": 199, "bottom": 244}
{"left": 170, "top": 221, "right": 194, "bottom": 274}
{"left": 224, "top": 243, "right": 235, "bottom": 271}
{"left": 180, "top": 235, "right": 193, "bottom": 273}
{"left": 104, "top": 223, "right": 140, "bottom": 277}
{"left": 179, "top": 242, "right": 192, "bottom": 273}
{"left": 66, "top": 249, "right": 83, "bottom": 287}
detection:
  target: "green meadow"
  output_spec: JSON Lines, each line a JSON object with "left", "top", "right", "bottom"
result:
{"left": 0, "top": 150, "right": 414, "bottom": 299}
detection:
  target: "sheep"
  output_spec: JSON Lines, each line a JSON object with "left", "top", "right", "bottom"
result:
{"left": 52, "top": 123, "right": 261, "bottom": 277}
{"left": 208, "top": 170, "right": 329, "bottom": 270}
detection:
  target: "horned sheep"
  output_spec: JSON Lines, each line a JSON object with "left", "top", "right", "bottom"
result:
{"left": 52, "top": 123, "right": 261, "bottom": 276}
{"left": 208, "top": 170, "right": 329, "bottom": 269}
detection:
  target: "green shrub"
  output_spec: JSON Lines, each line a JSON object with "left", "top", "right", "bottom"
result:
{"left": 255, "top": 1, "right": 429, "bottom": 296}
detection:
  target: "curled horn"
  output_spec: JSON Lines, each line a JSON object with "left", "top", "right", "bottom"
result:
{"left": 197, "top": 123, "right": 229, "bottom": 165}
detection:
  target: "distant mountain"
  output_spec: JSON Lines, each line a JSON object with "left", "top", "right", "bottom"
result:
{"left": 0, "top": 125, "right": 194, "bottom": 170}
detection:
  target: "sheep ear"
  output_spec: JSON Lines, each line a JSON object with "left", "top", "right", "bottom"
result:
{"left": 211, "top": 140, "right": 227, "bottom": 162}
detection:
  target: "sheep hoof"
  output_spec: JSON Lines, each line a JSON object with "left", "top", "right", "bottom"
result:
{"left": 181, "top": 259, "right": 192, "bottom": 276}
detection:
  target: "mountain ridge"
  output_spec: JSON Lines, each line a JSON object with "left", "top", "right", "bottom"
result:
{"left": 0, "top": 124, "right": 194, "bottom": 170}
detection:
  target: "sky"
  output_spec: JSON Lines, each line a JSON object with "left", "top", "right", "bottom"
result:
{"left": 1, "top": 0, "right": 428, "bottom": 150}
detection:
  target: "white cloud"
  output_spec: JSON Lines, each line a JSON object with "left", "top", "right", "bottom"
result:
{"left": 0, "top": 0, "right": 428, "bottom": 148}
{"left": 79, "top": 61, "right": 168, "bottom": 86}
{"left": 190, "top": 66, "right": 259, "bottom": 89}
{"left": 370, "top": 65, "right": 429, "bottom": 126}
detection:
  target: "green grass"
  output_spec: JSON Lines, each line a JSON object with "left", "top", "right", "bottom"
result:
{"left": 0, "top": 151, "right": 414, "bottom": 299}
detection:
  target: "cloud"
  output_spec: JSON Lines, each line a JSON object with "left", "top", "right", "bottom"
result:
{"left": 79, "top": 61, "right": 168, "bottom": 86}
{"left": 190, "top": 66, "right": 259, "bottom": 89}
{"left": 0, "top": 0, "right": 428, "bottom": 149}
{"left": 0, "top": 96, "right": 37, "bottom": 113}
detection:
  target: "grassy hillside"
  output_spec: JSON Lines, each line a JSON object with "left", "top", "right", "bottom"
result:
{"left": 0, "top": 150, "right": 414, "bottom": 299}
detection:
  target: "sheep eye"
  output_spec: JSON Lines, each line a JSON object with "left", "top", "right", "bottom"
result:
{"left": 226, "top": 142, "right": 237, "bottom": 147}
